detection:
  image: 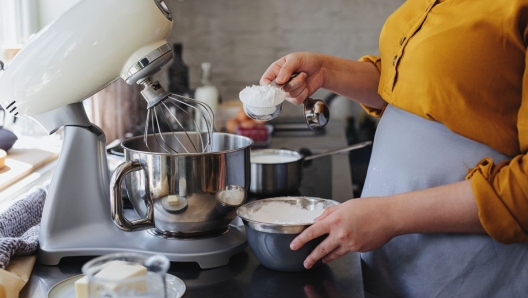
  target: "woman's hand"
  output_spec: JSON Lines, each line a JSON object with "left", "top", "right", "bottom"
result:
{"left": 290, "top": 180, "right": 486, "bottom": 269}
{"left": 260, "top": 51, "right": 386, "bottom": 109}
{"left": 260, "top": 52, "right": 326, "bottom": 105}
{"left": 290, "top": 197, "right": 398, "bottom": 269}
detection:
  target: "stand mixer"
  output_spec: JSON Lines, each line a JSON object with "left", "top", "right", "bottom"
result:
{"left": 0, "top": 0, "right": 249, "bottom": 269}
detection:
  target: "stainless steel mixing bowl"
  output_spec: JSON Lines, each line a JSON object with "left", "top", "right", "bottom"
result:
{"left": 237, "top": 197, "right": 340, "bottom": 272}
{"left": 110, "top": 132, "right": 253, "bottom": 236}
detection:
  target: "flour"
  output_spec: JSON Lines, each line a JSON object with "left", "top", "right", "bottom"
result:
{"left": 245, "top": 200, "right": 326, "bottom": 224}
{"left": 239, "top": 85, "right": 286, "bottom": 116}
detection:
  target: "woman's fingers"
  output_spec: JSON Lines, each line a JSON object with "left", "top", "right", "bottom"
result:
{"left": 322, "top": 245, "right": 349, "bottom": 264}
{"left": 283, "top": 73, "right": 309, "bottom": 105}
{"left": 259, "top": 52, "right": 326, "bottom": 106}
{"left": 314, "top": 205, "right": 340, "bottom": 222}
{"left": 281, "top": 72, "right": 306, "bottom": 92}
{"left": 261, "top": 54, "right": 303, "bottom": 85}
{"left": 285, "top": 88, "right": 309, "bottom": 105}
{"left": 303, "top": 236, "right": 340, "bottom": 269}
{"left": 289, "top": 197, "right": 400, "bottom": 270}
{"left": 290, "top": 221, "right": 327, "bottom": 251}
{"left": 290, "top": 204, "right": 342, "bottom": 264}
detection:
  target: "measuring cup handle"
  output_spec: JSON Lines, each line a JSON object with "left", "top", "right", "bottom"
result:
{"left": 110, "top": 160, "right": 154, "bottom": 231}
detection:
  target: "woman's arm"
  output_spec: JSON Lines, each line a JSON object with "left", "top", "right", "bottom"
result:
{"left": 260, "top": 52, "right": 386, "bottom": 110}
{"left": 291, "top": 179, "right": 485, "bottom": 269}
{"left": 320, "top": 54, "right": 385, "bottom": 110}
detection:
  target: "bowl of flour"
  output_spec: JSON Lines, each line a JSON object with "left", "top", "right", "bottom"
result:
{"left": 237, "top": 197, "right": 339, "bottom": 272}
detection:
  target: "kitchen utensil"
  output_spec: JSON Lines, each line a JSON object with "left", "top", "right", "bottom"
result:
{"left": 241, "top": 76, "right": 291, "bottom": 121}
{"left": 142, "top": 79, "right": 214, "bottom": 154}
{"left": 110, "top": 132, "right": 252, "bottom": 236}
{"left": 244, "top": 74, "right": 330, "bottom": 129}
{"left": 0, "top": 0, "right": 247, "bottom": 269}
{"left": 242, "top": 101, "right": 282, "bottom": 122}
{"left": 237, "top": 196, "right": 339, "bottom": 272}
{"left": 303, "top": 98, "right": 329, "bottom": 129}
{"left": 81, "top": 252, "right": 174, "bottom": 298}
{"left": 250, "top": 141, "right": 372, "bottom": 195}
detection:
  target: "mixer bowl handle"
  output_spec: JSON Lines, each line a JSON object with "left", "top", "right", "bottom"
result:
{"left": 110, "top": 161, "right": 155, "bottom": 231}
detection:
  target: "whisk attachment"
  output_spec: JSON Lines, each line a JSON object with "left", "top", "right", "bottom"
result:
{"left": 140, "top": 78, "right": 171, "bottom": 109}
{"left": 139, "top": 78, "right": 215, "bottom": 154}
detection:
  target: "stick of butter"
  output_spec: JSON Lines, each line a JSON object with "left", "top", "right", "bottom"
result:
{"left": 75, "top": 260, "right": 148, "bottom": 298}
{"left": 74, "top": 276, "right": 90, "bottom": 298}
{"left": 167, "top": 194, "right": 180, "bottom": 206}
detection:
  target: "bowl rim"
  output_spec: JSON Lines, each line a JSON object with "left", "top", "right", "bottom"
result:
{"left": 237, "top": 196, "right": 340, "bottom": 234}
{"left": 121, "top": 132, "right": 254, "bottom": 156}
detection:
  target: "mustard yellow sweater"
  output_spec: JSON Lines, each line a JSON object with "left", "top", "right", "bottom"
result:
{"left": 361, "top": 0, "right": 528, "bottom": 243}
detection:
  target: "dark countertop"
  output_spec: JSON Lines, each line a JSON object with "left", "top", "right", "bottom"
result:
{"left": 25, "top": 248, "right": 363, "bottom": 298}
{"left": 21, "top": 120, "right": 364, "bottom": 298}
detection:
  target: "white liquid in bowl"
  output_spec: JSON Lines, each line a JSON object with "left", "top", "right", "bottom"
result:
{"left": 251, "top": 154, "right": 301, "bottom": 164}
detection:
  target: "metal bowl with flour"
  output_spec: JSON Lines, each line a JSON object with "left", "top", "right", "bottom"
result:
{"left": 237, "top": 197, "right": 339, "bottom": 272}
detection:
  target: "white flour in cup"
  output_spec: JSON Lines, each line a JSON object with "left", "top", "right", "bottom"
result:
{"left": 246, "top": 200, "right": 326, "bottom": 224}
{"left": 239, "top": 85, "right": 286, "bottom": 116}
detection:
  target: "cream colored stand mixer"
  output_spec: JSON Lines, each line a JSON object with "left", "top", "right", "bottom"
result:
{"left": 0, "top": 0, "right": 250, "bottom": 268}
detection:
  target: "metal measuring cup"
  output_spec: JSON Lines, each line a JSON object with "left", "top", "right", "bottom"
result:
{"left": 245, "top": 74, "right": 330, "bottom": 130}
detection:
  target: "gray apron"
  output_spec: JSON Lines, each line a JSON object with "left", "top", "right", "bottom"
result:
{"left": 360, "top": 105, "right": 528, "bottom": 297}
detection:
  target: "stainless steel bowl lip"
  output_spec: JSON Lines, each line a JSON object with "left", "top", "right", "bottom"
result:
{"left": 120, "top": 132, "right": 254, "bottom": 156}
{"left": 250, "top": 149, "right": 304, "bottom": 164}
{"left": 237, "top": 196, "right": 340, "bottom": 234}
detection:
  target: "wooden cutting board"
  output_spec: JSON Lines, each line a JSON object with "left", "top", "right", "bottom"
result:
{"left": 0, "top": 148, "right": 59, "bottom": 191}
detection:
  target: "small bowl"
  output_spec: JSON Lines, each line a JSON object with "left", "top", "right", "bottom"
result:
{"left": 243, "top": 103, "right": 282, "bottom": 121}
{"left": 237, "top": 197, "right": 339, "bottom": 272}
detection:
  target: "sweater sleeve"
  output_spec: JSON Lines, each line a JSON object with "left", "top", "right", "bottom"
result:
{"left": 466, "top": 41, "right": 528, "bottom": 244}
{"left": 358, "top": 55, "right": 386, "bottom": 117}
{"left": 466, "top": 157, "right": 528, "bottom": 243}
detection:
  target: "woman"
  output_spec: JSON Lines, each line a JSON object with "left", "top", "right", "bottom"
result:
{"left": 259, "top": 0, "right": 528, "bottom": 296}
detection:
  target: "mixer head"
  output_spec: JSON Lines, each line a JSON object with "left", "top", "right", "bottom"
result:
{"left": 0, "top": 0, "right": 174, "bottom": 133}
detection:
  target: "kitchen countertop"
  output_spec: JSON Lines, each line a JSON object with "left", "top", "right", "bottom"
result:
{"left": 21, "top": 120, "right": 364, "bottom": 298}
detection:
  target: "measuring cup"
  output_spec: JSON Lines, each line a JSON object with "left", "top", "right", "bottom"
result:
{"left": 244, "top": 74, "right": 330, "bottom": 129}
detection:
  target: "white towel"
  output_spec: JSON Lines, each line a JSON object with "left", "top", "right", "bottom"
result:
{"left": 0, "top": 187, "right": 46, "bottom": 269}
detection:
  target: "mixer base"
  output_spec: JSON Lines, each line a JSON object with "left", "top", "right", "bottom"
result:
{"left": 37, "top": 223, "right": 247, "bottom": 269}
{"left": 36, "top": 124, "right": 248, "bottom": 270}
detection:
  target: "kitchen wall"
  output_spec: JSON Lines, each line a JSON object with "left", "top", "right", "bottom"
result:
{"left": 161, "top": 0, "right": 404, "bottom": 102}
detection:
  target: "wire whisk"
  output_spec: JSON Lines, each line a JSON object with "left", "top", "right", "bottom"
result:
{"left": 140, "top": 79, "right": 214, "bottom": 154}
